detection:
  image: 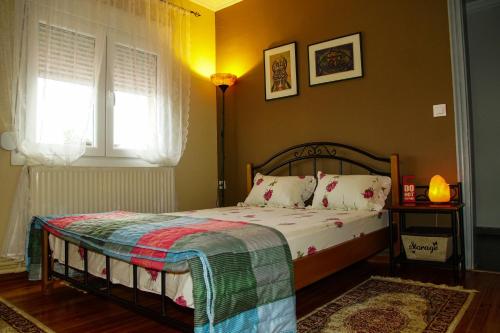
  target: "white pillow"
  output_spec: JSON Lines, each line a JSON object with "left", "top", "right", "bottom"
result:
{"left": 243, "top": 173, "right": 317, "bottom": 208}
{"left": 311, "top": 172, "right": 391, "bottom": 211}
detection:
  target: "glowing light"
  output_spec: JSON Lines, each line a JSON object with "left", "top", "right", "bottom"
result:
{"left": 191, "top": 58, "right": 215, "bottom": 79}
{"left": 189, "top": 13, "right": 215, "bottom": 79}
{"left": 210, "top": 73, "right": 237, "bottom": 87}
{"left": 428, "top": 175, "right": 451, "bottom": 203}
{"left": 219, "top": 59, "right": 255, "bottom": 78}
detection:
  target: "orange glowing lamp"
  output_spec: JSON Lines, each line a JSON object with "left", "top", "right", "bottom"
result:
{"left": 428, "top": 175, "right": 451, "bottom": 203}
{"left": 210, "top": 73, "right": 237, "bottom": 92}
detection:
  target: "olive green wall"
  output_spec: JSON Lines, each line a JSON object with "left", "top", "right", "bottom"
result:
{"left": 215, "top": 0, "right": 457, "bottom": 205}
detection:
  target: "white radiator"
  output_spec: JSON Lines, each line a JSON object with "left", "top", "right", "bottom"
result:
{"left": 29, "top": 166, "right": 175, "bottom": 216}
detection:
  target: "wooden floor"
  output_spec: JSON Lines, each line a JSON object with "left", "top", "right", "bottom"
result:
{"left": 1, "top": 262, "right": 499, "bottom": 332}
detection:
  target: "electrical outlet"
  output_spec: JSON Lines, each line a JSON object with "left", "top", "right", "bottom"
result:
{"left": 218, "top": 180, "right": 226, "bottom": 190}
{"left": 433, "top": 104, "right": 446, "bottom": 117}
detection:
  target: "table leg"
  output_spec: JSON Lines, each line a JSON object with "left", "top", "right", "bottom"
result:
{"left": 451, "top": 212, "right": 459, "bottom": 282}
{"left": 399, "top": 212, "right": 405, "bottom": 262}
{"left": 389, "top": 210, "right": 394, "bottom": 275}
{"left": 401, "top": 212, "right": 406, "bottom": 231}
{"left": 458, "top": 208, "right": 466, "bottom": 274}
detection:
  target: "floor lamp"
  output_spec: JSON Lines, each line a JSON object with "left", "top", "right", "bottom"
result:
{"left": 211, "top": 73, "right": 237, "bottom": 207}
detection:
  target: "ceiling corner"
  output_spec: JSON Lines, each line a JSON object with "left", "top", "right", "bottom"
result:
{"left": 190, "top": 0, "right": 242, "bottom": 12}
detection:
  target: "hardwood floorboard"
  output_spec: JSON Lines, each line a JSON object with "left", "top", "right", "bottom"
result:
{"left": 1, "top": 263, "right": 499, "bottom": 332}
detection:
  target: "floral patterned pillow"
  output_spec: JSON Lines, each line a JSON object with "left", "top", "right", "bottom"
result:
{"left": 243, "top": 173, "right": 317, "bottom": 208}
{"left": 311, "top": 172, "right": 391, "bottom": 211}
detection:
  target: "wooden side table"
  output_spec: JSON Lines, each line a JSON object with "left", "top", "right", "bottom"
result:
{"left": 389, "top": 202, "right": 465, "bottom": 280}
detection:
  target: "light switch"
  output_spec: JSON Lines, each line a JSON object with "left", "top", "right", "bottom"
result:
{"left": 433, "top": 104, "right": 446, "bottom": 117}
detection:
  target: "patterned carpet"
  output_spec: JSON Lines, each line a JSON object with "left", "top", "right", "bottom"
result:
{"left": 298, "top": 276, "right": 476, "bottom": 333}
{"left": 0, "top": 297, "right": 54, "bottom": 333}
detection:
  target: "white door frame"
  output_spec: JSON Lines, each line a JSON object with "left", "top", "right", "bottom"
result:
{"left": 447, "top": 0, "right": 474, "bottom": 269}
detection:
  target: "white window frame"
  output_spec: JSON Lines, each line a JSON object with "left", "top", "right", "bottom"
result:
{"left": 12, "top": 18, "right": 160, "bottom": 167}
{"left": 105, "top": 31, "right": 159, "bottom": 158}
{"left": 84, "top": 25, "right": 106, "bottom": 157}
{"left": 25, "top": 20, "right": 105, "bottom": 157}
{"left": 11, "top": 151, "right": 158, "bottom": 167}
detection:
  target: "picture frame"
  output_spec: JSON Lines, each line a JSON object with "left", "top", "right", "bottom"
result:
{"left": 308, "top": 32, "right": 363, "bottom": 86}
{"left": 263, "top": 42, "right": 298, "bottom": 100}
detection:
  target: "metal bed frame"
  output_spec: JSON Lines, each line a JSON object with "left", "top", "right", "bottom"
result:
{"left": 41, "top": 141, "right": 400, "bottom": 332}
{"left": 42, "top": 230, "right": 193, "bottom": 331}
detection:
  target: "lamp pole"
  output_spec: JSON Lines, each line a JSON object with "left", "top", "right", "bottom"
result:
{"left": 218, "top": 84, "right": 228, "bottom": 207}
{"left": 211, "top": 73, "right": 236, "bottom": 207}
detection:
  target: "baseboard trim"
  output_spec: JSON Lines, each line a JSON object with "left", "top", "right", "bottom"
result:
{"left": 475, "top": 227, "right": 500, "bottom": 236}
{"left": 0, "top": 258, "right": 26, "bottom": 274}
{"left": 471, "top": 269, "right": 500, "bottom": 275}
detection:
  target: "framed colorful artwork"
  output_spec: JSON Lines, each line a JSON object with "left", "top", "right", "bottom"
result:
{"left": 264, "top": 42, "right": 298, "bottom": 100}
{"left": 308, "top": 32, "right": 363, "bottom": 86}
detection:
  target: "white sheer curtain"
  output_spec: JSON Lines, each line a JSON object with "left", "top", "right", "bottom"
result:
{"left": 1, "top": 0, "right": 191, "bottom": 260}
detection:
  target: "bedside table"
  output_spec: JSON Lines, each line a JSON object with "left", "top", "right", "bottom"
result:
{"left": 389, "top": 194, "right": 465, "bottom": 280}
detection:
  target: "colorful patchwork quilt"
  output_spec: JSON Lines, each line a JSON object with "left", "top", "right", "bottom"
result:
{"left": 27, "top": 211, "right": 296, "bottom": 333}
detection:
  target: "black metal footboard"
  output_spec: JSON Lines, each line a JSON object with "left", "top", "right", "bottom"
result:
{"left": 43, "top": 229, "right": 193, "bottom": 332}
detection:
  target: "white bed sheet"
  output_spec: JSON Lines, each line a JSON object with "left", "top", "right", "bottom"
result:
{"left": 49, "top": 206, "right": 388, "bottom": 309}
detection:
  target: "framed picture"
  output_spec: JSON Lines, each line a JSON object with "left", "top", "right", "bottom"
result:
{"left": 308, "top": 32, "right": 363, "bottom": 86}
{"left": 264, "top": 42, "right": 298, "bottom": 100}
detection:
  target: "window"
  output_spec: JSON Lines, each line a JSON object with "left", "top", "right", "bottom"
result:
{"left": 110, "top": 43, "right": 157, "bottom": 155}
{"left": 37, "top": 23, "right": 96, "bottom": 148}
{"left": 34, "top": 22, "right": 158, "bottom": 159}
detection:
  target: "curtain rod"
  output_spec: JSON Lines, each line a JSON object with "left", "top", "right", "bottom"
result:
{"left": 161, "top": 1, "right": 202, "bottom": 17}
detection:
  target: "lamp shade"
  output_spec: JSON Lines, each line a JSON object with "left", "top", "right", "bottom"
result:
{"left": 210, "top": 73, "right": 237, "bottom": 87}
{"left": 428, "top": 175, "right": 451, "bottom": 203}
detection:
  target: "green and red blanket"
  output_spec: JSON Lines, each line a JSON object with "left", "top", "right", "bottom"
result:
{"left": 27, "top": 211, "right": 296, "bottom": 333}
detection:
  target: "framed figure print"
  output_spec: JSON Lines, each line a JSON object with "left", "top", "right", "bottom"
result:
{"left": 308, "top": 32, "right": 363, "bottom": 86}
{"left": 264, "top": 42, "right": 298, "bottom": 100}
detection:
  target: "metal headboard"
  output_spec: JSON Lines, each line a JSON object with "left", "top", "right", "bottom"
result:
{"left": 252, "top": 141, "right": 391, "bottom": 176}
{"left": 245, "top": 142, "right": 400, "bottom": 205}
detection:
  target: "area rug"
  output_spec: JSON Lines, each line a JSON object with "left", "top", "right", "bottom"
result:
{"left": 298, "top": 276, "right": 476, "bottom": 333}
{"left": 0, "top": 297, "right": 54, "bottom": 333}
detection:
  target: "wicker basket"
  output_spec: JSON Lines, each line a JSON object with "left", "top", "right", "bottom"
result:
{"left": 401, "top": 230, "right": 452, "bottom": 262}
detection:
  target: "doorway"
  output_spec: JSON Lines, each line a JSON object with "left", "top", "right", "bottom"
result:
{"left": 465, "top": 0, "right": 500, "bottom": 271}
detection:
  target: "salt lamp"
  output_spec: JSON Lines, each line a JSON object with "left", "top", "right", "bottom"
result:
{"left": 428, "top": 175, "right": 451, "bottom": 203}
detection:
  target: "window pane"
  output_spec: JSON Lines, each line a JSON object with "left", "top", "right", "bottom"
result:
{"left": 36, "top": 78, "right": 94, "bottom": 145}
{"left": 112, "top": 43, "right": 157, "bottom": 151}
{"left": 37, "top": 23, "right": 96, "bottom": 146}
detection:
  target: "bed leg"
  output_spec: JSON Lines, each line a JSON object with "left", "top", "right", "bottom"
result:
{"left": 41, "top": 229, "right": 53, "bottom": 295}
{"left": 64, "top": 240, "right": 69, "bottom": 278}
{"left": 133, "top": 265, "right": 138, "bottom": 305}
{"left": 106, "top": 256, "right": 111, "bottom": 296}
{"left": 161, "top": 271, "right": 166, "bottom": 316}
{"left": 83, "top": 248, "right": 89, "bottom": 286}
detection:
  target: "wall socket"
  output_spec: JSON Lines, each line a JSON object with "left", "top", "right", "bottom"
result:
{"left": 433, "top": 104, "right": 447, "bottom": 117}
{"left": 218, "top": 180, "right": 226, "bottom": 190}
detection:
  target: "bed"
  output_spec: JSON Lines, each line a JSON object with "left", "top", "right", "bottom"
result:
{"left": 47, "top": 207, "right": 389, "bottom": 309}
{"left": 34, "top": 142, "right": 400, "bottom": 332}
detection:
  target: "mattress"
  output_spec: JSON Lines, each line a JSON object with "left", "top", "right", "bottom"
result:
{"left": 49, "top": 206, "right": 388, "bottom": 308}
